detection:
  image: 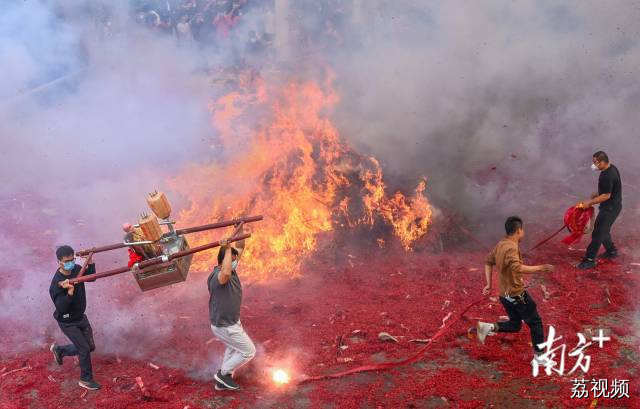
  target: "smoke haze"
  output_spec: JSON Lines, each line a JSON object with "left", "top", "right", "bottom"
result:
{"left": 328, "top": 1, "right": 640, "bottom": 229}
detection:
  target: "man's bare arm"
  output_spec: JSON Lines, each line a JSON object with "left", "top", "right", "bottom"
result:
{"left": 506, "top": 247, "right": 554, "bottom": 274}
{"left": 234, "top": 237, "right": 246, "bottom": 259}
{"left": 233, "top": 225, "right": 251, "bottom": 260}
{"left": 218, "top": 239, "right": 233, "bottom": 285}
{"left": 578, "top": 193, "right": 611, "bottom": 208}
{"left": 519, "top": 264, "right": 554, "bottom": 274}
{"left": 482, "top": 264, "right": 493, "bottom": 295}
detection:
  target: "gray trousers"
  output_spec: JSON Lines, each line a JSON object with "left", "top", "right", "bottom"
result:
{"left": 210, "top": 321, "right": 256, "bottom": 376}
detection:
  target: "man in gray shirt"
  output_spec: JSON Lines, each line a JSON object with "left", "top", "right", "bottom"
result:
{"left": 208, "top": 225, "right": 256, "bottom": 391}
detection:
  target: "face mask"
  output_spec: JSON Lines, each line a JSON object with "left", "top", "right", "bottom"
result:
{"left": 63, "top": 260, "right": 76, "bottom": 271}
{"left": 591, "top": 163, "right": 599, "bottom": 171}
{"left": 231, "top": 260, "right": 238, "bottom": 270}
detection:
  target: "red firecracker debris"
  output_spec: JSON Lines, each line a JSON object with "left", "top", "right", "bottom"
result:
{"left": 1, "top": 201, "right": 638, "bottom": 408}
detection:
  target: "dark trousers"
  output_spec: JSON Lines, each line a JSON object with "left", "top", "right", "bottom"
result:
{"left": 585, "top": 206, "right": 621, "bottom": 260}
{"left": 57, "top": 315, "right": 95, "bottom": 381}
{"left": 496, "top": 292, "right": 544, "bottom": 353}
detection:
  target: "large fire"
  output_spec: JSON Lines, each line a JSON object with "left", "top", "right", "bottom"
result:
{"left": 169, "top": 75, "right": 432, "bottom": 280}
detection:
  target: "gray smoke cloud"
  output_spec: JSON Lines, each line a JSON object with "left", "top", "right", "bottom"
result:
{"left": 0, "top": 0, "right": 258, "bottom": 363}
{"left": 1, "top": 0, "right": 639, "bottom": 369}
{"left": 325, "top": 1, "right": 640, "bottom": 235}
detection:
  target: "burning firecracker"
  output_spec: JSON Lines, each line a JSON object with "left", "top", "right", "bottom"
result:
{"left": 271, "top": 369, "right": 290, "bottom": 385}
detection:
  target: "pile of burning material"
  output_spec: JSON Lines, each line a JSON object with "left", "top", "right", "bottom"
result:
{"left": 69, "top": 191, "right": 262, "bottom": 291}
{"left": 170, "top": 76, "right": 434, "bottom": 280}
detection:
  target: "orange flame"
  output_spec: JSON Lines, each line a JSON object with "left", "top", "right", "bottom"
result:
{"left": 169, "top": 76, "right": 432, "bottom": 280}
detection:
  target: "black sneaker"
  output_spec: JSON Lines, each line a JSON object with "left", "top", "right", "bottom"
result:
{"left": 49, "top": 343, "right": 63, "bottom": 365}
{"left": 599, "top": 250, "right": 618, "bottom": 259}
{"left": 214, "top": 370, "right": 239, "bottom": 390}
{"left": 577, "top": 259, "right": 597, "bottom": 269}
{"left": 78, "top": 379, "right": 101, "bottom": 390}
{"left": 214, "top": 380, "right": 231, "bottom": 391}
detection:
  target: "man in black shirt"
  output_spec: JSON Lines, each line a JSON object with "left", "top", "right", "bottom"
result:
{"left": 576, "top": 151, "right": 622, "bottom": 269}
{"left": 48, "top": 245, "right": 101, "bottom": 390}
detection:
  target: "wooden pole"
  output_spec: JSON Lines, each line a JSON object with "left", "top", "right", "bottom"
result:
{"left": 70, "top": 233, "right": 251, "bottom": 285}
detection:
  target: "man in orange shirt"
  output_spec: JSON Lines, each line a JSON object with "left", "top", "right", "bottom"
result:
{"left": 477, "top": 216, "right": 554, "bottom": 364}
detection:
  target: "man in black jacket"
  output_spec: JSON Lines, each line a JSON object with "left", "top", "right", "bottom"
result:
{"left": 576, "top": 151, "right": 622, "bottom": 269}
{"left": 48, "top": 245, "right": 101, "bottom": 390}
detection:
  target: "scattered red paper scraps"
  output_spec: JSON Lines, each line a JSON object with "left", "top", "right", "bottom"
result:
{"left": 0, "top": 364, "right": 32, "bottom": 378}
{"left": 441, "top": 311, "right": 452, "bottom": 327}
{"left": 300, "top": 298, "right": 484, "bottom": 383}
{"left": 378, "top": 332, "right": 399, "bottom": 343}
{"left": 409, "top": 338, "right": 431, "bottom": 344}
{"left": 135, "top": 376, "right": 151, "bottom": 398}
{"left": 466, "top": 327, "right": 475, "bottom": 339}
{"left": 540, "top": 284, "right": 551, "bottom": 300}
{"left": 1, "top": 214, "right": 639, "bottom": 408}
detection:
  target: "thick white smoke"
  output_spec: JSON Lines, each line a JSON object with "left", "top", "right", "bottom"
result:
{"left": 327, "top": 1, "right": 640, "bottom": 233}
{"left": 0, "top": 0, "right": 257, "bottom": 360}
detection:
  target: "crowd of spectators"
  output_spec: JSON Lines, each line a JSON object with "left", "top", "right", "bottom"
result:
{"left": 81, "top": 0, "right": 353, "bottom": 64}
{"left": 131, "top": 0, "right": 272, "bottom": 52}
{"left": 130, "top": 0, "right": 352, "bottom": 55}
{"left": 291, "top": 0, "right": 347, "bottom": 52}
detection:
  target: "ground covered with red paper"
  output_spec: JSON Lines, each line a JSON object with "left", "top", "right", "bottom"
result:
{"left": 1, "top": 215, "right": 639, "bottom": 408}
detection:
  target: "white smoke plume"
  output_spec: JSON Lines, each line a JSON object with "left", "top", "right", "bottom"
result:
{"left": 0, "top": 0, "right": 260, "bottom": 362}
{"left": 325, "top": 1, "right": 640, "bottom": 233}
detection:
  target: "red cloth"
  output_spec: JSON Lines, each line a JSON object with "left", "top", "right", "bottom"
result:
{"left": 127, "top": 248, "right": 144, "bottom": 268}
{"left": 561, "top": 206, "right": 595, "bottom": 245}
